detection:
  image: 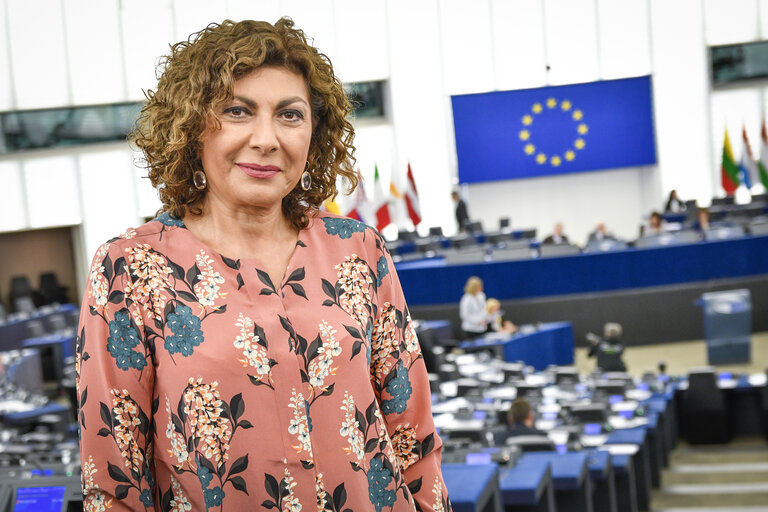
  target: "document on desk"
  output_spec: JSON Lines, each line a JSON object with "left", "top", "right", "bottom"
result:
{"left": 608, "top": 416, "right": 649, "bottom": 429}
{"left": 600, "top": 444, "right": 639, "bottom": 455}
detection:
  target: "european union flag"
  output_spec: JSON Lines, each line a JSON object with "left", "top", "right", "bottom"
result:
{"left": 451, "top": 76, "right": 657, "bottom": 183}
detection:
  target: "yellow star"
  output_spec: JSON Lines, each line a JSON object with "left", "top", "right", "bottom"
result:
{"left": 522, "top": 115, "right": 533, "bottom": 126}
{"left": 577, "top": 123, "right": 589, "bottom": 135}
{"left": 561, "top": 100, "right": 572, "bottom": 111}
{"left": 524, "top": 143, "right": 536, "bottom": 155}
{"left": 565, "top": 150, "right": 575, "bottom": 161}
{"left": 573, "top": 110, "right": 583, "bottom": 121}
{"left": 546, "top": 98, "right": 557, "bottom": 109}
{"left": 532, "top": 103, "right": 543, "bottom": 114}
{"left": 574, "top": 138, "right": 585, "bottom": 150}
{"left": 519, "top": 129, "right": 530, "bottom": 141}
{"left": 551, "top": 155, "right": 562, "bottom": 167}
{"left": 536, "top": 153, "right": 547, "bottom": 164}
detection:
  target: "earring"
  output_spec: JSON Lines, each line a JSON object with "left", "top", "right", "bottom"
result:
{"left": 193, "top": 170, "right": 207, "bottom": 190}
{"left": 300, "top": 170, "right": 312, "bottom": 191}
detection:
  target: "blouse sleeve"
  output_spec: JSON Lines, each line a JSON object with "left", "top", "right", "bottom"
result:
{"left": 367, "top": 230, "right": 452, "bottom": 512}
{"left": 76, "top": 241, "right": 157, "bottom": 511}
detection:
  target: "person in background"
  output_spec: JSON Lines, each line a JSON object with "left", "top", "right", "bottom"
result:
{"left": 486, "top": 298, "right": 517, "bottom": 334}
{"left": 506, "top": 398, "right": 547, "bottom": 437}
{"left": 460, "top": 276, "right": 488, "bottom": 339}
{"left": 665, "top": 189, "right": 686, "bottom": 213}
{"left": 452, "top": 190, "right": 470, "bottom": 232}
{"left": 77, "top": 18, "right": 450, "bottom": 511}
{"left": 543, "top": 222, "right": 569, "bottom": 244}
{"left": 587, "top": 221, "right": 616, "bottom": 245}
{"left": 587, "top": 322, "right": 627, "bottom": 372}
{"left": 643, "top": 211, "right": 664, "bottom": 236}
{"left": 692, "top": 206, "right": 710, "bottom": 234}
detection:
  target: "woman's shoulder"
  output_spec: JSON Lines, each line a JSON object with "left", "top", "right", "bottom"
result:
{"left": 310, "top": 210, "right": 377, "bottom": 241}
{"left": 92, "top": 212, "right": 186, "bottom": 255}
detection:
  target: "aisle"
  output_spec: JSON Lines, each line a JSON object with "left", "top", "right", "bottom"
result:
{"left": 651, "top": 438, "right": 768, "bottom": 512}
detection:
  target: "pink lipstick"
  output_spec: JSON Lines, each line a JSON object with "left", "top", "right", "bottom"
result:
{"left": 237, "top": 163, "right": 281, "bottom": 178}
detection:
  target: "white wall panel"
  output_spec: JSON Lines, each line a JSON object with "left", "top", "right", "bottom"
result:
{"left": 760, "top": 0, "right": 768, "bottom": 38}
{"left": 467, "top": 167, "right": 648, "bottom": 245}
{"left": 491, "top": 0, "right": 548, "bottom": 91}
{"left": 7, "top": 0, "right": 70, "bottom": 109}
{"left": 388, "top": 0, "right": 455, "bottom": 235}
{"left": 0, "top": 162, "right": 26, "bottom": 231}
{"left": 133, "top": 152, "right": 163, "bottom": 219}
{"left": 227, "top": 0, "right": 283, "bottom": 23}
{"left": 649, "top": 0, "right": 712, "bottom": 203}
{"left": 24, "top": 156, "right": 81, "bottom": 228}
{"left": 596, "top": 0, "right": 651, "bottom": 79}
{"left": 439, "top": 0, "right": 495, "bottom": 95}
{"left": 172, "top": 0, "right": 229, "bottom": 42}
{"left": 280, "top": 0, "right": 338, "bottom": 67}
{"left": 542, "top": 0, "right": 600, "bottom": 85}
{"left": 0, "top": 0, "right": 15, "bottom": 110}
{"left": 78, "top": 149, "right": 140, "bottom": 261}
{"left": 332, "top": 0, "right": 389, "bottom": 83}
{"left": 121, "top": 0, "right": 175, "bottom": 101}
{"left": 63, "top": 0, "right": 126, "bottom": 105}
{"left": 704, "top": 0, "right": 759, "bottom": 45}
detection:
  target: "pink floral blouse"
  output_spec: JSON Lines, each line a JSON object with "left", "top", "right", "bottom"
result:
{"left": 76, "top": 211, "right": 451, "bottom": 512}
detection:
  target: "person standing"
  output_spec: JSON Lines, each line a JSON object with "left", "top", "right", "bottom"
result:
{"left": 452, "top": 191, "right": 470, "bottom": 232}
{"left": 459, "top": 276, "right": 488, "bottom": 339}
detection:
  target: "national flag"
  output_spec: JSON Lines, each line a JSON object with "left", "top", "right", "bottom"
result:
{"left": 721, "top": 128, "right": 740, "bottom": 195}
{"left": 345, "top": 170, "right": 373, "bottom": 224}
{"left": 739, "top": 125, "right": 758, "bottom": 189}
{"left": 759, "top": 120, "right": 768, "bottom": 189}
{"left": 404, "top": 162, "right": 422, "bottom": 226}
{"left": 372, "top": 164, "right": 392, "bottom": 231}
{"left": 322, "top": 198, "right": 341, "bottom": 214}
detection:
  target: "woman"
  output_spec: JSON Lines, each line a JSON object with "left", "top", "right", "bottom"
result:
{"left": 459, "top": 276, "right": 488, "bottom": 339}
{"left": 76, "top": 18, "right": 451, "bottom": 512}
{"left": 486, "top": 298, "right": 517, "bottom": 334}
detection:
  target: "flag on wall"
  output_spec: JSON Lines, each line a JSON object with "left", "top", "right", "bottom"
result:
{"left": 373, "top": 164, "right": 392, "bottom": 231}
{"left": 404, "top": 162, "right": 422, "bottom": 227}
{"left": 721, "top": 128, "right": 740, "bottom": 195}
{"left": 739, "top": 125, "right": 758, "bottom": 189}
{"left": 759, "top": 120, "right": 768, "bottom": 189}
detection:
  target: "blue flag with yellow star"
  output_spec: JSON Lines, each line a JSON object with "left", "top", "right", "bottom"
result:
{"left": 451, "top": 76, "right": 657, "bottom": 183}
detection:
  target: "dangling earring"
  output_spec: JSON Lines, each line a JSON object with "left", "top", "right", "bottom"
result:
{"left": 300, "top": 168, "right": 312, "bottom": 191}
{"left": 193, "top": 170, "right": 207, "bottom": 190}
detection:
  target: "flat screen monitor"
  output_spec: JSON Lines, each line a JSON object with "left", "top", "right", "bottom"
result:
{"left": 12, "top": 485, "right": 66, "bottom": 512}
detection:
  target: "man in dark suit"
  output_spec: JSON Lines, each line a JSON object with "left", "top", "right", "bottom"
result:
{"left": 543, "top": 222, "right": 569, "bottom": 244}
{"left": 506, "top": 398, "right": 547, "bottom": 437}
{"left": 452, "top": 191, "right": 470, "bottom": 232}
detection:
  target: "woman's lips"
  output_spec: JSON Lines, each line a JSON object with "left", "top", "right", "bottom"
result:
{"left": 236, "top": 163, "right": 281, "bottom": 178}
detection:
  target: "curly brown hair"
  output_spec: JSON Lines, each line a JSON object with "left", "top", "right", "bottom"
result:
{"left": 129, "top": 17, "right": 357, "bottom": 229}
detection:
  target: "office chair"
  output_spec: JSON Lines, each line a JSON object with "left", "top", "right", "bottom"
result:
{"left": 499, "top": 217, "right": 511, "bottom": 230}
{"left": 464, "top": 221, "right": 484, "bottom": 234}
{"left": 428, "top": 226, "right": 444, "bottom": 238}
{"left": 38, "top": 272, "right": 68, "bottom": 306}
{"left": 682, "top": 367, "right": 730, "bottom": 444}
{"left": 9, "top": 276, "right": 35, "bottom": 313}
{"left": 450, "top": 233, "right": 477, "bottom": 248}
{"left": 397, "top": 229, "right": 418, "bottom": 242}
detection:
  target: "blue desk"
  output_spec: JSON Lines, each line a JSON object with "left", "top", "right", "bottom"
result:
{"left": 605, "top": 428, "right": 651, "bottom": 512}
{"left": 0, "top": 304, "right": 78, "bottom": 351}
{"left": 586, "top": 450, "right": 617, "bottom": 512}
{"left": 1, "top": 402, "right": 70, "bottom": 425}
{"left": 459, "top": 322, "right": 574, "bottom": 370}
{"left": 442, "top": 463, "right": 502, "bottom": 512}
{"left": 22, "top": 334, "right": 75, "bottom": 360}
{"left": 498, "top": 458, "right": 554, "bottom": 512}
{"left": 395, "top": 234, "right": 768, "bottom": 305}
{"left": 517, "top": 453, "right": 593, "bottom": 512}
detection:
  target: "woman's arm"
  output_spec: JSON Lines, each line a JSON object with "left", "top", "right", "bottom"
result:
{"left": 76, "top": 241, "right": 156, "bottom": 511}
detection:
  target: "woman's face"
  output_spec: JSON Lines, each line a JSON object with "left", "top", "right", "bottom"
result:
{"left": 199, "top": 66, "right": 313, "bottom": 214}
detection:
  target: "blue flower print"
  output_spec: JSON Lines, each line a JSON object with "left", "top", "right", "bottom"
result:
{"left": 376, "top": 256, "right": 388, "bottom": 287}
{"left": 367, "top": 456, "right": 396, "bottom": 512}
{"left": 143, "top": 467, "right": 155, "bottom": 491}
{"left": 322, "top": 217, "right": 367, "bottom": 239}
{"left": 366, "top": 323, "right": 373, "bottom": 366}
{"left": 139, "top": 489, "right": 154, "bottom": 507}
{"left": 197, "top": 464, "right": 213, "bottom": 489}
{"left": 106, "top": 311, "right": 146, "bottom": 371}
{"left": 204, "top": 486, "right": 225, "bottom": 508}
{"left": 382, "top": 361, "right": 412, "bottom": 415}
{"left": 165, "top": 304, "right": 204, "bottom": 356}
{"left": 153, "top": 211, "right": 186, "bottom": 228}
{"left": 305, "top": 400, "right": 313, "bottom": 433}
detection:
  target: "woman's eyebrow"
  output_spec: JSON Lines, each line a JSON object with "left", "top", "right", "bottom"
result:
{"left": 276, "top": 96, "right": 309, "bottom": 109}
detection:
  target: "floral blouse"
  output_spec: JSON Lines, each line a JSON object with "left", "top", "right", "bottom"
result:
{"left": 76, "top": 211, "right": 451, "bottom": 512}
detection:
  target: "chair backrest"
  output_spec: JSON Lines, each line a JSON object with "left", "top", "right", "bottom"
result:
{"left": 14, "top": 296, "right": 35, "bottom": 315}
{"left": 499, "top": 217, "right": 511, "bottom": 229}
{"left": 465, "top": 221, "right": 484, "bottom": 234}
{"left": 685, "top": 367, "right": 725, "bottom": 411}
{"left": 428, "top": 226, "right": 444, "bottom": 238}
{"left": 397, "top": 229, "right": 418, "bottom": 242}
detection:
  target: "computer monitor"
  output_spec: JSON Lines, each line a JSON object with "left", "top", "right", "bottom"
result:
{"left": 594, "top": 380, "right": 626, "bottom": 397}
{"left": 12, "top": 485, "right": 67, "bottom": 512}
{"left": 554, "top": 367, "right": 579, "bottom": 386}
{"left": 568, "top": 403, "right": 608, "bottom": 424}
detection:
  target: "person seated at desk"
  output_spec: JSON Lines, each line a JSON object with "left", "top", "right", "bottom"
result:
{"left": 690, "top": 206, "right": 710, "bottom": 234}
{"left": 486, "top": 298, "right": 517, "bottom": 334}
{"left": 641, "top": 210, "right": 664, "bottom": 237}
{"left": 586, "top": 322, "right": 627, "bottom": 372}
{"left": 586, "top": 221, "right": 616, "bottom": 245}
{"left": 665, "top": 189, "right": 686, "bottom": 213}
{"left": 543, "top": 222, "right": 569, "bottom": 244}
{"left": 506, "top": 398, "right": 547, "bottom": 437}
{"left": 460, "top": 276, "right": 490, "bottom": 339}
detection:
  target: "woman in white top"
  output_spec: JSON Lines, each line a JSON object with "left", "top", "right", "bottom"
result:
{"left": 459, "top": 276, "right": 488, "bottom": 339}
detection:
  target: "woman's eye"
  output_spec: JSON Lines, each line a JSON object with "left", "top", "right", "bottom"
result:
{"left": 224, "top": 106, "right": 248, "bottom": 117}
{"left": 281, "top": 109, "right": 304, "bottom": 121}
